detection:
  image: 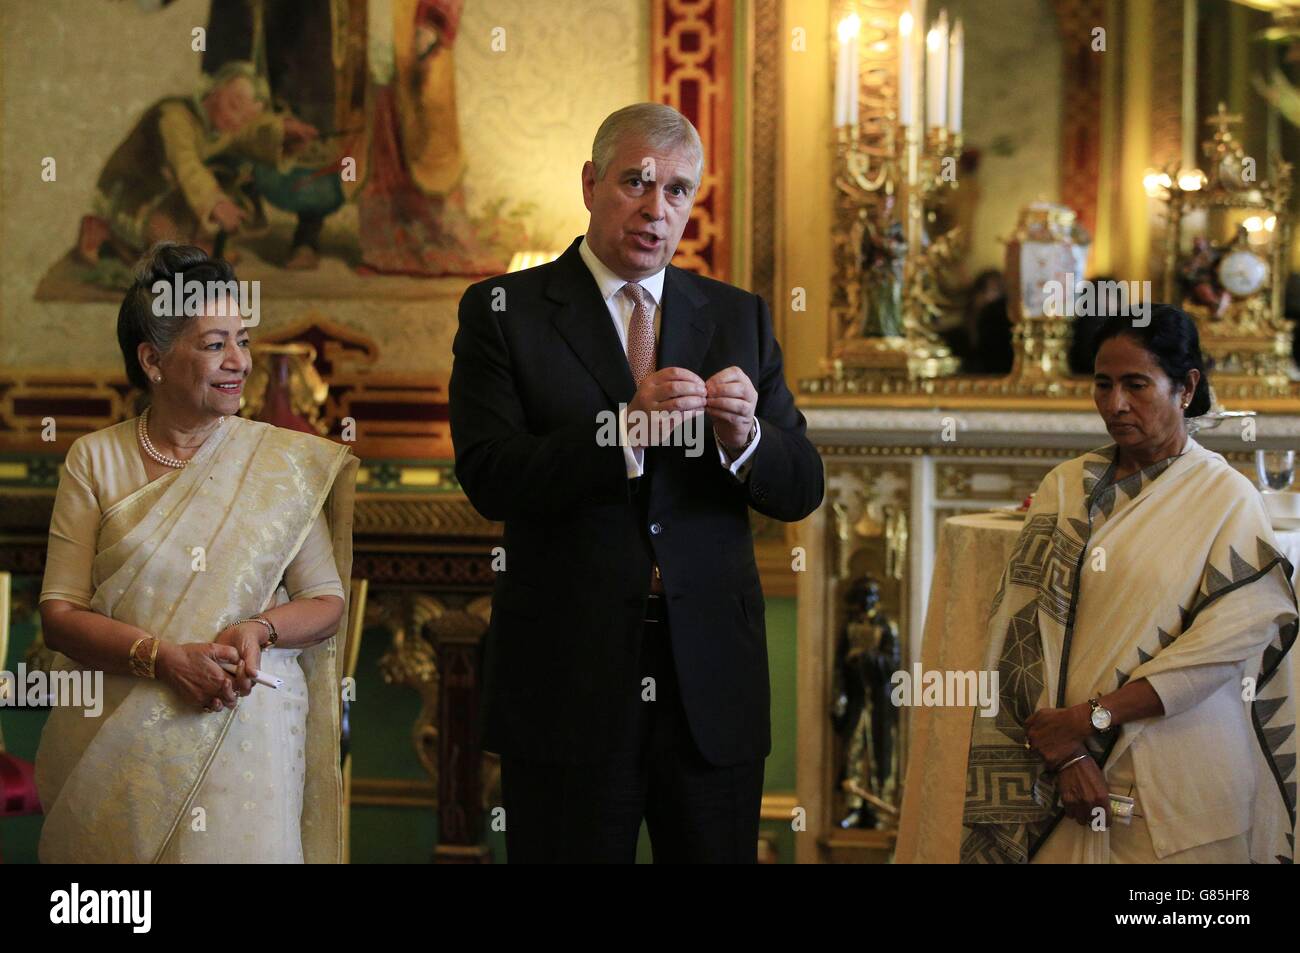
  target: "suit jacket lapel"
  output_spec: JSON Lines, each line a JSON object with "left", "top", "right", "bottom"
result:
{"left": 657, "top": 265, "right": 714, "bottom": 375}
{"left": 547, "top": 238, "right": 637, "bottom": 406}
{"left": 546, "top": 240, "right": 716, "bottom": 407}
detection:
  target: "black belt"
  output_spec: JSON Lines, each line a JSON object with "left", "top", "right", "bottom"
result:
{"left": 643, "top": 593, "right": 668, "bottom": 624}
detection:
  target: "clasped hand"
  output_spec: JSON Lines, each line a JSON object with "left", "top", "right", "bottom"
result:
{"left": 157, "top": 622, "right": 264, "bottom": 713}
{"left": 626, "top": 365, "right": 757, "bottom": 451}
{"left": 1026, "top": 704, "right": 1112, "bottom": 827}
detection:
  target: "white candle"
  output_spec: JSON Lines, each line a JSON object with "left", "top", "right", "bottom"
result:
{"left": 849, "top": 15, "right": 859, "bottom": 126}
{"left": 911, "top": 0, "right": 927, "bottom": 46}
{"left": 948, "top": 19, "right": 963, "bottom": 134}
{"left": 926, "top": 12, "right": 948, "bottom": 131}
{"left": 836, "top": 14, "right": 860, "bottom": 128}
{"left": 1181, "top": 0, "right": 1197, "bottom": 171}
{"left": 899, "top": 12, "right": 914, "bottom": 126}
{"left": 910, "top": 0, "right": 926, "bottom": 132}
{"left": 834, "top": 26, "right": 846, "bottom": 127}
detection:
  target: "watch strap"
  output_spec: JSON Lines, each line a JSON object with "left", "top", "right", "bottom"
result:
{"left": 240, "top": 615, "right": 278, "bottom": 647}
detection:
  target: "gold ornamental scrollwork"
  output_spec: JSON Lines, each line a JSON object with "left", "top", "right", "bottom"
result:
{"left": 826, "top": 461, "right": 911, "bottom": 581}
{"left": 1156, "top": 103, "right": 1297, "bottom": 399}
{"left": 827, "top": 1, "right": 963, "bottom": 385}
{"left": 651, "top": 0, "right": 733, "bottom": 279}
{"left": 240, "top": 342, "right": 330, "bottom": 434}
{"left": 374, "top": 592, "right": 443, "bottom": 794}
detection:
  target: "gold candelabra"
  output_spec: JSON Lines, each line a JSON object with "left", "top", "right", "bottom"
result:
{"left": 830, "top": 122, "right": 964, "bottom": 380}
{"left": 827, "top": 1, "right": 965, "bottom": 383}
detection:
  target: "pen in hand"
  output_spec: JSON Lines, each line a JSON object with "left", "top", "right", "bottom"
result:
{"left": 217, "top": 661, "right": 282, "bottom": 690}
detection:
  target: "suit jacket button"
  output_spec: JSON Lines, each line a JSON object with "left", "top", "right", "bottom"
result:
{"left": 649, "top": 522, "right": 662, "bottom": 535}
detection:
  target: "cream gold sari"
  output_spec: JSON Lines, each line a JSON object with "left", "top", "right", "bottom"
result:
{"left": 35, "top": 416, "right": 358, "bottom": 863}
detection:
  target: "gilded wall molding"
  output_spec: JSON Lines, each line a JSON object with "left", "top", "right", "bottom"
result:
{"left": 353, "top": 497, "right": 499, "bottom": 538}
{"left": 652, "top": 0, "right": 734, "bottom": 280}
{"left": 0, "top": 314, "right": 455, "bottom": 459}
{"left": 750, "top": 0, "right": 781, "bottom": 311}
{"left": 1054, "top": 0, "right": 1107, "bottom": 238}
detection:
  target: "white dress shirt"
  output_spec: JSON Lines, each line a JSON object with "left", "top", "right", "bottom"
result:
{"left": 577, "top": 236, "right": 760, "bottom": 481}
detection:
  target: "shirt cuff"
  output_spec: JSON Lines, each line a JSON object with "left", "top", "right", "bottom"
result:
{"left": 715, "top": 419, "right": 761, "bottom": 480}
{"left": 620, "top": 404, "right": 644, "bottom": 479}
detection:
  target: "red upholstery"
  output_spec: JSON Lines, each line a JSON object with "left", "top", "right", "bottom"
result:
{"left": 0, "top": 752, "right": 40, "bottom": 817}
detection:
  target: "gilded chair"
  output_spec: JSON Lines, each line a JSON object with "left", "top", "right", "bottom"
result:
{"left": 340, "top": 577, "right": 368, "bottom": 863}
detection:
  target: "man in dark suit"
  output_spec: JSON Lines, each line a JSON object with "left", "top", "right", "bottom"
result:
{"left": 449, "top": 103, "right": 824, "bottom": 863}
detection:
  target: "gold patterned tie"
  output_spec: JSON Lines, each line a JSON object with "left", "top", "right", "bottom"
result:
{"left": 620, "top": 281, "right": 657, "bottom": 385}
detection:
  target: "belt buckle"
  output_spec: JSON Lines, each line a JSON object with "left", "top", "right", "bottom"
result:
{"left": 643, "top": 592, "right": 666, "bottom": 623}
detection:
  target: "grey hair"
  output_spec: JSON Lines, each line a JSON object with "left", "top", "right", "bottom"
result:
{"left": 116, "top": 242, "right": 239, "bottom": 393}
{"left": 199, "top": 60, "right": 271, "bottom": 105}
{"left": 591, "top": 103, "right": 704, "bottom": 186}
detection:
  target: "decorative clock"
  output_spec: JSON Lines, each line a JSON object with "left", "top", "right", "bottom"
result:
{"left": 1157, "top": 103, "right": 1293, "bottom": 396}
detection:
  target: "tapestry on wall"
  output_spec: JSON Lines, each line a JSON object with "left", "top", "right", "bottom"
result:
{"left": 38, "top": 0, "right": 525, "bottom": 300}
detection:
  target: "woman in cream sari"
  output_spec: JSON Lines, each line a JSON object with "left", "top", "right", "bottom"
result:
{"left": 962, "top": 306, "right": 1295, "bottom": 864}
{"left": 36, "top": 243, "right": 358, "bottom": 863}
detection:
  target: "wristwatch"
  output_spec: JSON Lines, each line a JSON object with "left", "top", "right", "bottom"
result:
{"left": 724, "top": 419, "right": 758, "bottom": 458}
{"left": 1088, "top": 697, "right": 1113, "bottom": 732}
{"left": 241, "top": 614, "right": 278, "bottom": 648}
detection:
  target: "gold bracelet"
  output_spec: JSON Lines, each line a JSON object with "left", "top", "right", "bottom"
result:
{"left": 239, "top": 615, "right": 278, "bottom": 648}
{"left": 128, "top": 636, "right": 159, "bottom": 679}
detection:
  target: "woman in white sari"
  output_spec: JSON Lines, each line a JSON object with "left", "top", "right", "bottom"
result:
{"left": 36, "top": 243, "right": 358, "bottom": 863}
{"left": 962, "top": 305, "right": 1296, "bottom": 864}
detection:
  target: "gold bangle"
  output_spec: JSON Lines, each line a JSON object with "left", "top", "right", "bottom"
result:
{"left": 260, "top": 613, "right": 278, "bottom": 647}
{"left": 239, "top": 615, "right": 277, "bottom": 648}
{"left": 129, "top": 636, "right": 158, "bottom": 679}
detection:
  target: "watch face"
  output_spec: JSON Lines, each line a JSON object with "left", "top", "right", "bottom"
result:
{"left": 1020, "top": 241, "right": 1079, "bottom": 316}
{"left": 1091, "top": 707, "right": 1112, "bottom": 731}
{"left": 1217, "top": 249, "right": 1269, "bottom": 298}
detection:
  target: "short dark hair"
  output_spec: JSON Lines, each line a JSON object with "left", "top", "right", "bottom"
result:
{"left": 1089, "top": 304, "right": 1213, "bottom": 417}
{"left": 117, "top": 242, "right": 238, "bottom": 392}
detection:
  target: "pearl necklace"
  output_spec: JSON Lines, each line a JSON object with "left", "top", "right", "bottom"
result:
{"left": 137, "top": 407, "right": 225, "bottom": 469}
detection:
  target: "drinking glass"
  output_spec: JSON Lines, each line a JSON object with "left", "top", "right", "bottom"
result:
{"left": 1256, "top": 450, "right": 1296, "bottom": 492}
